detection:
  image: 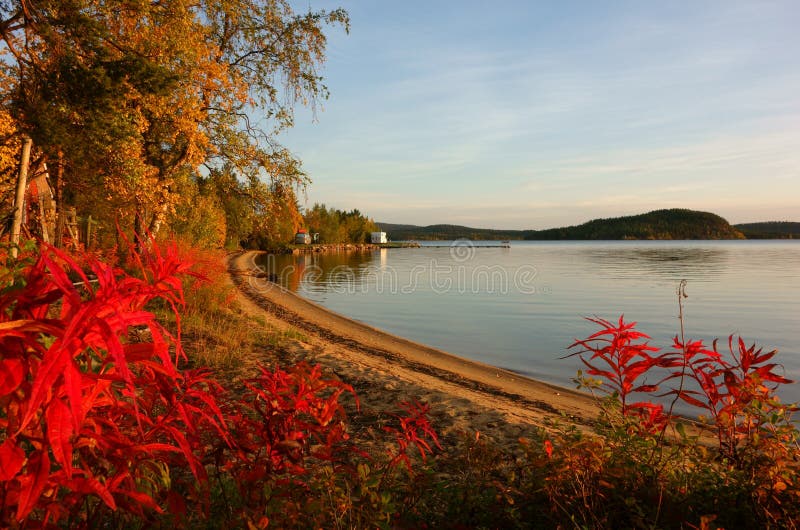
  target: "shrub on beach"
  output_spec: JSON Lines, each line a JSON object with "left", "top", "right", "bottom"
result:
{"left": 554, "top": 315, "right": 800, "bottom": 529}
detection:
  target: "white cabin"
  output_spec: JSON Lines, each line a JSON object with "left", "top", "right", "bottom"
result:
{"left": 370, "top": 231, "right": 387, "bottom": 244}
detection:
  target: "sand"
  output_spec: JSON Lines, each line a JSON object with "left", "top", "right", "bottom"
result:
{"left": 227, "top": 251, "right": 599, "bottom": 443}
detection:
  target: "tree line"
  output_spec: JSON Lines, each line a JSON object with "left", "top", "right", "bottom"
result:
{"left": 734, "top": 221, "right": 800, "bottom": 239}
{"left": 523, "top": 209, "right": 746, "bottom": 240}
{"left": 380, "top": 210, "right": 749, "bottom": 241}
{"left": 303, "top": 203, "right": 379, "bottom": 244}
{"left": 0, "top": 0, "right": 348, "bottom": 249}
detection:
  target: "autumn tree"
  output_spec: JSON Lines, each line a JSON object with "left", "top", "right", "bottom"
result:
{"left": 0, "top": 0, "right": 347, "bottom": 245}
{"left": 191, "top": 164, "right": 306, "bottom": 249}
{"left": 304, "top": 203, "right": 379, "bottom": 244}
{"left": 304, "top": 203, "right": 342, "bottom": 243}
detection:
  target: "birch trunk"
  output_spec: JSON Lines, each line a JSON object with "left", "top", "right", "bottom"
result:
{"left": 147, "top": 201, "right": 170, "bottom": 240}
{"left": 10, "top": 137, "right": 33, "bottom": 258}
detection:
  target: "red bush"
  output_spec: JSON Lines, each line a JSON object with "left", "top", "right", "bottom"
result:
{"left": 0, "top": 241, "right": 226, "bottom": 525}
{"left": 1, "top": 240, "right": 441, "bottom": 528}
{"left": 571, "top": 315, "right": 797, "bottom": 457}
{"left": 568, "top": 316, "right": 673, "bottom": 433}
{"left": 383, "top": 400, "right": 441, "bottom": 471}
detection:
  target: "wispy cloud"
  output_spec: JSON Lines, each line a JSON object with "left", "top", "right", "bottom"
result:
{"left": 287, "top": 0, "right": 800, "bottom": 227}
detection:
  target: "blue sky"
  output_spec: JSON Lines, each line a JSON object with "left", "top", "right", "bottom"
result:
{"left": 279, "top": 1, "right": 799, "bottom": 229}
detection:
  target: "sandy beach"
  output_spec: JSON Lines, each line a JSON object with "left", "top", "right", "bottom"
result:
{"left": 227, "top": 251, "right": 599, "bottom": 443}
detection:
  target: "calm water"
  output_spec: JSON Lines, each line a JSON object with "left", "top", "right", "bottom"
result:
{"left": 256, "top": 241, "right": 800, "bottom": 407}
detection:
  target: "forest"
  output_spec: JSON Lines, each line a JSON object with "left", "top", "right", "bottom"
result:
{"left": 378, "top": 222, "right": 527, "bottom": 241}
{"left": 302, "top": 203, "right": 379, "bottom": 244}
{"left": 522, "top": 209, "right": 746, "bottom": 240}
{"left": 734, "top": 221, "right": 800, "bottom": 239}
{"left": 381, "top": 209, "right": 749, "bottom": 241}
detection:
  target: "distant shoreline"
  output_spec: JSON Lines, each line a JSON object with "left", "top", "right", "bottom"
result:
{"left": 379, "top": 209, "right": 800, "bottom": 241}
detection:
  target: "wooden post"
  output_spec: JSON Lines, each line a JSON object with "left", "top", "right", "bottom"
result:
{"left": 85, "top": 215, "right": 94, "bottom": 248}
{"left": 10, "top": 136, "right": 33, "bottom": 259}
{"left": 37, "top": 182, "right": 49, "bottom": 243}
{"left": 65, "top": 207, "right": 78, "bottom": 246}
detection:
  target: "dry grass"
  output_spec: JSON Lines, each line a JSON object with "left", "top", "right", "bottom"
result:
{"left": 150, "top": 245, "right": 308, "bottom": 380}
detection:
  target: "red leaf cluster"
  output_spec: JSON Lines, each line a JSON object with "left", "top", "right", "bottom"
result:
{"left": 0, "top": 241, "right": 225, "bottom": 525}
{"left": 383, "top": 400, "right": 442, "bottom": 471}
{"left": 667, "top": 335, "right": 796, "bottom": 461}
{"left": 1, "top": 240, "right": 442, "bottom": 527}
{"left": 571, "top": 315, "right": 796, "bottom": 457}
{"left": 569, "top": 316, "right": 672, "bottom": 432}
{"left": 225, "top": 362, "right": 356, "bottom": 480}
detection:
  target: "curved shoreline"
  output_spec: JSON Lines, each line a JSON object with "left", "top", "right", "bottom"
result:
{"left": 228, "top": 251, "right": 598, "bottom": 427}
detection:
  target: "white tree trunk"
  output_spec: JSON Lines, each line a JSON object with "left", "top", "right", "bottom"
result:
{"left": 10, "top": 137, "right": 33, "bottom": 258}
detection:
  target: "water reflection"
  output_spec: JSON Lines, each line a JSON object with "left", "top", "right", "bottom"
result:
{"left": 579, "top": 246, "right": 730, "bottom": 282}
{"left": 258, "top": 244, "right": 733, "bottom": 292}
{"left": 257, "top": 251, "right": 378, "bottom": 293}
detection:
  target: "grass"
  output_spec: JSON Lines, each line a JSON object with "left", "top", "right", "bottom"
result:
{"left": 149, "top": 248, "right": 310, "bottom": 378}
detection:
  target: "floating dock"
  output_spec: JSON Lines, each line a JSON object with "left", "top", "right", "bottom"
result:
{"left": 419, "top": 244, "right": 511, "bottom": 248}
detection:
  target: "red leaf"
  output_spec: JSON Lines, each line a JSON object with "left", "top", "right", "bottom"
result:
{"left": 46, "top": 399, "right": 75, "bottom": 478}
{"left": 40, "top": 252, "right": 83, "bottom": 308}
{"left": 580, "top": 358, "right": 615, "bottom": 381}
{"left": 624, "top": 358, "right": 659, "bottom": 381}
{"left": 67, "top": 476, "right": 117, "bottom": 510}
{"left": 16, "top": 450, "right": 50, "bottom": 521}
{"left": 753, "top": 348, "right": 778, "bottom": 365}
{"left": 18, "top": 343, "right": 71, "bottom": 434}
{"left": 0, "top": 358, "right": 25, "bottom": 396}
{"left": 0, "top": 438, "right": 25, "bottom": 481}
{"left": 115, "top": 489, "right": 163, "bottom": 513}
{"left": 675, "top": 390, "right": 708, "bottom": 409}
{"left": 129, "top": 443, "right": 183, "bottom": 455}
{"left": 628, "top": 401, "right": 661, "bottom": 411}
{"left": 62, "top": 360, "right": 85, "bottom": 430}
{"left": 163, "top": 426, "right": 205, "bottom": 481}
{"left": 122, "top": 343, "right": 156, "bottom": 362}
{"left": 93, "top": 317, "right": 134, "bottom": 386}
{"left": 755, "top": 364, "right": 792, "bottom": 384}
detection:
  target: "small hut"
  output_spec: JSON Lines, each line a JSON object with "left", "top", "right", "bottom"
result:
{"left": 295, "top": 229, "right": 311, "bottom": 244}
{"left": 370, "top": 232, "right": 387, "bottom": 244}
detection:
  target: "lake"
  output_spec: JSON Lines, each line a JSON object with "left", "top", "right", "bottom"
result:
{"left": 256, "top": 241, "right": 800, "bottom": 407}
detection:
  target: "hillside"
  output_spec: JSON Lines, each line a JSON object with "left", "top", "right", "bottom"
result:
{"left": 377, "top": 223, "right": 528, "bottom": 241}
{"left": 734, "top": 222, "right": 800, "bottom": 239}
{"left": 380, "top": 209, "right": 747, "bottom": 241}
{"left": 524, "top": 209, "right": 745, "bottom": 240}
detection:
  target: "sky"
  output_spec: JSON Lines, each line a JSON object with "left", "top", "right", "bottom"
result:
{"left": 279, "top": 0, "right": 800, "bottom": 230}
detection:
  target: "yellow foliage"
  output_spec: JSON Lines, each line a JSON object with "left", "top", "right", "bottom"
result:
{"left": 0, "top": 110, "right": 21, "bottom": 205}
